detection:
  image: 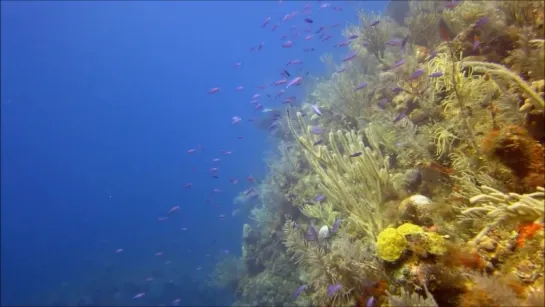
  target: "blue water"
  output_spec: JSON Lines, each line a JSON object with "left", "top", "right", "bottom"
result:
{"left": 1, "top": 1, "right": 385, "bottom": 305}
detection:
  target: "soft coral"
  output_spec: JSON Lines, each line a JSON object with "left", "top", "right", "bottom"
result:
{"left": 483, "top": 125, "right": 545, "bottom": 190}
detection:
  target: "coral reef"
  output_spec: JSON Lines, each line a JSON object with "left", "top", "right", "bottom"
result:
{"left": 212, "top": 1, "right": 545, "bottom": 306}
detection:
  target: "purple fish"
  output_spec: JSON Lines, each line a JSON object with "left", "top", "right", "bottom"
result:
{"left": 311, "top": 104, "right": 322, "bottom": 116}
{"left": 386, "top": 38, "right": 403, "bottom": 46}
{"left": 315, "top": 195, "right": 326, "bottom": 202}
{"left": 474, "top": 16, "right": 489, "bottom": 28}
{"left": 331, "top": 218, "right": 341, "bottom": 233}
{"left": 367, "top": 296, "right": 375, "bottom": 307}
{"left": 343, "top": 52, "right": 358, "bottom": 62}
{"left": 429, "top": 72, "right": 443, "bottom": 78}
{"left": 335, "top": 40, "right": 351, "bottom": 47}
{"left": 304, "top": 18, "right": 313, "bottom": 24}
{"left": 306, "top": 224, "right": 318, "bottom": 241}
{"left": 261, "top": 17, "right": 271, "bottom": 28}
{"left": 392, "top": 86, "right": 404, "bottom": 94}
{"left": 427, "top": 50, "right": 439, "bottom": 61}
{"left": 370, "top": 20, "right": 380, "bottom": 26}
{"left": 377, "top": 98, "right": 389, "bottom": 109}
{"left": 311, "top": 126, "right": 325, "bottom": 135}
{"left": 313, "top": 139, "right": 323, "bottom": 146}
{"left": 336, "top": 68, "right": 347, "bottom": 73}
{"left": 327, "top": 284, "right": 342, "bottom": 297}
{"left": 355, "top": 82, "right": 367, "bottom": 91}
{"left": 391, "top": 58, "right": 405, "bottom": 68}
{"left": 293, "top": 285, "right": 308, "bottom": 299}
{"left": 286, "top": 76, "right": 303, "bottom": 88}
{"left": 409, "top": 69, "right": 425, "bottom": 80}
{"left": 348, "top": 34, "right": 359, "bottom": 40}
{"left": 394, "top": 112, "right": 407, "bottom": 122}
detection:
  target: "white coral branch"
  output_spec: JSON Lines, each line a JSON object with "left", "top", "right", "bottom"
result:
{"left": 460, "top": 186, "right": 544, "bottom": 244}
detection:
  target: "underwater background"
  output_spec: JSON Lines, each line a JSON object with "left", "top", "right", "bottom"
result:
{"left": 1, "top": 1, "right": 544, "bottom": 307}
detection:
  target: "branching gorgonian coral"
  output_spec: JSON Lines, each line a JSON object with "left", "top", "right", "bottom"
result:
{"left": 461, "top": 60, "right": 545, "bottom": 111}
{"left": 459, "top": 186, "right": 545, "bottom": 244}
{"left": 287, "top": 111, "right": 394, "bottom": 240}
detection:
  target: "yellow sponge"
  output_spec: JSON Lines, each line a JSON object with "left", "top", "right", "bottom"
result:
{"left": 376, "top": 227, "right": 408, "bottom": 262}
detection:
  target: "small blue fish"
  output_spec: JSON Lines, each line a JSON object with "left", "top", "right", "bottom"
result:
{"left": 315, "top": 195, "right": 326, "bottom": 202}
{"left": 348, "top": 34, "right": 359, "bottom": 40}
{"left": 327, "top": 284, "right": 342, "bottom": 297}
{"left": 331, "top": 218, "right": 341, "bottom": 233}
{"left": 311, "top": 126, "right": 325, "bottom": 135}
{"left": 306, "top": 224, "right": 318, "bottom": 241}
{"left": 369, "top": 20, "right": 380, "bottom": 26}
{"left": 355, "top": 82, "right": 367, "bottom": 91}
{"left": 386, "top": 38, "right": 403, "bottom": 46}
{"left": 311, "top": 104, "right": 322, "bottom": 116}
{"left": 394, "top": 112, "right": 407, "bottom": 122}
{"left": 474, "top": 16, "right": 489, "bottom": 28}
{"left": 334, "top": 40, "right": 351, "bottom": 47}
{"left": 293, "top": 285, "right": 308, "bottom": 299}
{"left": 429, "top": 72, "right": 443, "bottom": 78}
{"left": 427, "top": 50, "right": 438, "bottom": 61}
{"left": 392, "top": 86, "right": 404, "bottom": 94}
{"left": 313, "top": 139, "right": 323, "bottom": 146}
{"left": 391, "top": 58, "right": 405, "bottom": 68}
{"left": 343, "top": 52, "right": 358, "bottom": 62}
{"left": 377, "top": 98, "right": 389, "bottom": 109}
{"left": 409, "top": 69, "right": 425, "bottom": 80}
{"left": 366, "top": 296, "right": 375, "bottom": 307}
